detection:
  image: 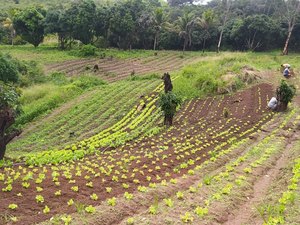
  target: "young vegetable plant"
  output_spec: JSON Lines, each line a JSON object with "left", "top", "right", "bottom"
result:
{"left": 85, "top": 205, "right": 96, "bottom": 214}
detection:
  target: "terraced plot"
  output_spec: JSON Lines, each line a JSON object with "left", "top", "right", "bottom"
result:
{"left": 0, "top": 83, "right": 280, "bottom": 225}
{"left": 7, "top": 79, "right": 161, "bottom": 157}
{"left": 45, "top": 52, "right": 203, "bottom": 82}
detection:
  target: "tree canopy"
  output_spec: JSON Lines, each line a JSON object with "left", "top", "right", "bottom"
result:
{"left": 13, "top": 6, "right": 46, "bottom": 47}
{"left": 0, "top": 0, "right": 299, "bottom": 52}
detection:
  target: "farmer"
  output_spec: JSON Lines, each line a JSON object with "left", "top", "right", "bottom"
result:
{"left": 268, "top": 97, "right": 278, "bottom": 110}
{"left": 283, "top": 66, "right": 290, "bottom": 78}
{"left": 281, "top": 63, "right": 291, "bottom": 69}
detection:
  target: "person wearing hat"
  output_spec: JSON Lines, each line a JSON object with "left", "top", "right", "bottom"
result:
{"left": 281, "top": 64, "right": 291, "bottom": 78}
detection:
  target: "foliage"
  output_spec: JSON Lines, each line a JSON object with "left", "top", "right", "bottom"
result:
{"left": 0, "top": 0, "right": 300, "bottom": 51}
{"left": 276, "top": 80, "right": 296, "bottom": 104}
{"left": 0, "top": 82, "right": 21, "bottom": 112}
{"left": 13, "top": 6, "right": 46, "bottom": 47}
{"left": 0, "top": 54, "right": 19, "bottom": 83}
{"left": 79, "top": 44, "right": 97, "bottom": 57}
{"left": 158, "top": 91, "right": 181, "bottom": 117}
{"left": 229, "top": 15, "right": 281, "bottom": 51}
{"left": 14, "top": 76, "right": 106, "bottom": 128}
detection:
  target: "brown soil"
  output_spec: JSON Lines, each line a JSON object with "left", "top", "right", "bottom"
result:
{"left": 44, "top": 54, "right": 203, "bottom": 82}
{"left": 222, "top": 135, "right": 298, "bottom": 225}
{"left": 0, "top": 83, "right": 275, "bottom": 225}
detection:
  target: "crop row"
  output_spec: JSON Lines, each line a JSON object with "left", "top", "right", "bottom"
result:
{"left": 8, "top": 79, "right": 160, "bottom": 156}
{"left": 0, "top": 119, "right": 270, "bottom": 224}
{"left": 0, "top": 83, "right": 276, "bottom": 224}
{"left": 123, "top": 109, "right": 296, "bottom": 224}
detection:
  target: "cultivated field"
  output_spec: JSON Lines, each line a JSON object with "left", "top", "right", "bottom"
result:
{"left": 1, "top": 49, "right": 300, "bottom": 225}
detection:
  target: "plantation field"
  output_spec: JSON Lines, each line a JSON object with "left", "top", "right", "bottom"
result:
{"left": 7, "top": 79, "right": 161, "bottom": 157}
{"left": 45, "top": 52, "right": 207, "bottom": 82}
{"left": 1, "top": 49, "right": 300, "bottom": 225}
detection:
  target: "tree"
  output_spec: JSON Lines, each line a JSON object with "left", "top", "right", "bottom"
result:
{"left": 109, "top": 7, "right": 135, "bottom": 49}
{"left": 229, "top": 15, "right": 279, "bottom": 51}
{"left": 168, "top": 0, "right": 194, "bottom": 6}
{"left": 159, "top": 73, "right": 181, "bottom": 126}
{"left": 276, "top": 80, "right": 296, "bottom": 111}
{"left": 44, "top": 8, "right": 67, "bottom": 49}
{"left": 94, "top": 6, "right": 111, "bottom": 42}
{"left": 216, "top": 0, "right": 231, "bottom": 53}
{"left": 0, "top": 82, "right": 21, "bottom": 160}
{"left": 172, "top": 12, "right": 195, "bottom": 52}
{"left": 13, "top": 6, "right": 46, "bottom": 47}
{"left": 137, "top": 8, "right": 167, "bottom": 50}
{"left": 0, "top": 54, "right": 19, "bottom": 83}
{"left": 281, "top": 0, "right": 300, "bottom": 55}
{"left": 196, "top": 9, "right": 215, "bottom": 52}
{"left": 152, "top": 8, "right": 167, "bottom": 50}
{"left": 72, "top": 0, "right": 97, "bottom": 45}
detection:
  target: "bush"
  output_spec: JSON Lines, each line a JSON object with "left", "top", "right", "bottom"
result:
{"left": 71, "top": 75, "right": 106, "bottom": 89}
{"left": 79, "top": 44, "right": 97, "bottom": 57}
{"left": 0, "top": 81, "right": 21, "bottom": 110}
{"left": 93, "top": 37, "right": 109, "bottom": 48}
{"left": 50, "top": 72, "right": 69, "bottom": 86}
{"left": 13, "top": 35, "right": 27, "bottom": 45}
{"left": 276, "top": 80, "right": 296, "bottom": 111}
{"left": 158, "top": 91, "right": 182, "bottom": 126}
{"left": 17, "top": 61, "right": 46, "bottom": 87}
{"left": 0, "top": 54, "right": 19, "bottom": 83}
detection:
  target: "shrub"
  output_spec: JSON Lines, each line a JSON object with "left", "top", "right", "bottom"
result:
{"left": 158, "top": 91, "right": 181, "bottom": 126}
{"left": 0, "top": 54, "right": 19, "bottom": 83}
{"left": 71, "top": 75, "right": 106, "bottom": 89}
{"left": 50, "top": 72, "right": 69, "bottom": 86}
{"left": 276, "top": 80, "right": 296, "bottom": 111}
{"left": 18, "top": 61, "right": 46, "bottom": 87}
{"left": 79, "top": 44, "right": 97, "bottom": 57}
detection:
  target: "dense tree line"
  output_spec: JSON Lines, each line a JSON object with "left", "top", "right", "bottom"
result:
{"left": 0, "top": 0, "right": 300, "bottom": 53}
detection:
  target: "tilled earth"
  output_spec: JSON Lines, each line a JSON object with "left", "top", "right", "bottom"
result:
{"left": 0, "top": 83, "right": 275, "bottom": 225}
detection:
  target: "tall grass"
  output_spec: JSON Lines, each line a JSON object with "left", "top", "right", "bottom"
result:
{"left": 173, "top": 51, "right": 300, "bottom": 99}
{"left": 16, "top": 75, "right": 106, "bottom": 127}
{"left": 173, "top": 54, "right": 247, "bottom": 99}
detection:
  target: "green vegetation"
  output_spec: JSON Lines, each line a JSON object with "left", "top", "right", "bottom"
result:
{"left": 13, "top": 6, "right": 46, "bottom": 47}
{"left": 1, "top": 0, "right": 300, "bottom": 54}
{"left": 276, "top": 80, "right": 296, "bottom": 111}
{"left": 15, "top": 75, "right": 105, "bottom": 128}
{"left": 7, "top": 78, "right": 161, "bottom": 158}
{"left": 173, "top": 52, "right": 300, "bottom": 99}
{"left": 0, "top": 54, "right": 19, "bottom": 83}
{"left": 158, "top": 91, "right": 181, "bottom": 126}
{"left": 0, "top": 82, "right": 21, "bottom": 160}
{"left": 0, "top": 45, "right": 156, "bottom": 64}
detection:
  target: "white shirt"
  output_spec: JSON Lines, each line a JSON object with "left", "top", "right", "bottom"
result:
{"left": 268, "top": 97, "right": 277, "bottom": 110}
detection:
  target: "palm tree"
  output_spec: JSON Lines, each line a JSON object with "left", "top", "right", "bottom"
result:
{"left": 196, "top": 10, "right": 215, "bottom": 53}
{"left": 175, "top": 12, "right": 195, "bottom": 53}
{"left": 152, "top": 8, "right": 166, "bottom": 51}
{"left": 2, "top": 18, "right": 16, "bottom": 45}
